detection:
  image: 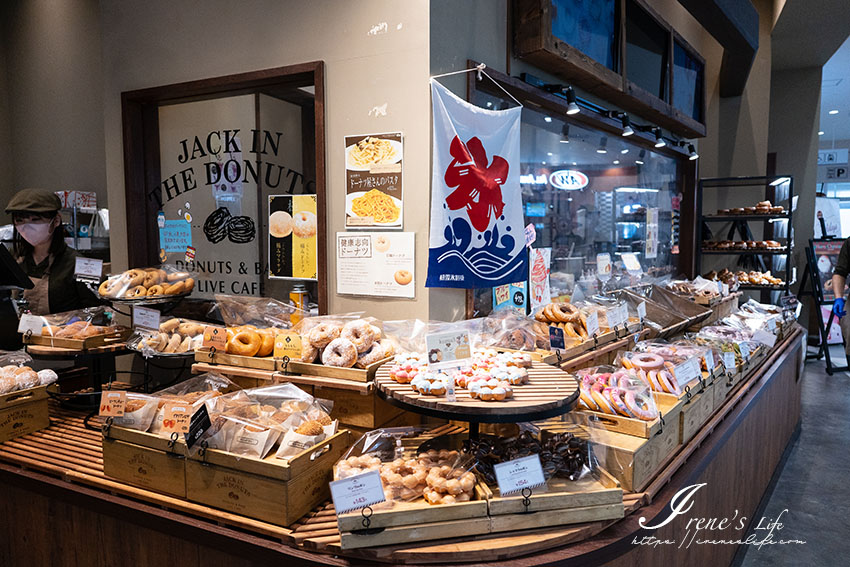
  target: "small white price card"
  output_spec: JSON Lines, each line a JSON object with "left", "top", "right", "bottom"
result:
{"left": 586, "top": 311, "right": 600, "bottom": 336}
{"left": 739, "top": 343, "right": 751, "bottom": 361}
{"left": 673, "top": 357, "right": 702, "bottom": 387}
{"left": 99, "top": 391, "right": 126, "bottom": 417}
{"left": 607, "top": 306, "right": 626, "bottom": 328}
{"left": 637, "top": 301, "right": 647, "bottom": 320}
{"left": 621, "top": 252, "right": 642, "bottom": 273}
{"left": 132, "top": 305, "right": 160, "bottom": 333}
{"left": 703, "top": 350, "right": 715, "bottom": 373}
{"left": 767, "top": 318, "right": 776, "bottom": 331}
{"left": 722, "top": 352, "right": 736, "bottom": 372}
{"left": 330, "top": 469, "right": 386, "bottom": 514}
{"left": 795, "top": 302, "right": 802, "bottom": 319}
{"left": 493, "top": 454, "right": 546, "bottom": 496}
{"left": 162, "top": 403, "right": 192, "bottom": 434}
{"left": 752, "top": 329, "right": 777, "bottom": 347}
{"left": 17, "top": 313, "right": 43, "bottom": 335}
{"left": 74, "top": 257, "right": 103, "bottom": 280}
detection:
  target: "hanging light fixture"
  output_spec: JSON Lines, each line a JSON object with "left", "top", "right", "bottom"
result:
{"left": 653, "top": 128, "right": 665, "bottom": 148}
{"left": 687, "top": 144, "right": 699, "bottom": 160}
{"left": 559, "top": 124, "right": 570, "bottom": 143}
{"left": 564, "top": 86, "right": 580, "bottom": 115}
{"left": 597, "top": 136, "right": 608, "bottom": 154}
{"left": 635, "top": 149, "right": 646, "bottom": 165}
{"left": 620, "top": 114, "right": 634, "bottom": 136}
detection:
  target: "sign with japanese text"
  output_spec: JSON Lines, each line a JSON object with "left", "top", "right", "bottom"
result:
{"left": 268, "top": 194, "right": 318, "bottom": 280}
{"left": 493, "top": 455, "right": 546, "bottom": 495}
{"left": 345, "top": 132, "right": 403, "bottom": 228}
{"left": 336, "top": 232, "right": 414, "bottom": 298}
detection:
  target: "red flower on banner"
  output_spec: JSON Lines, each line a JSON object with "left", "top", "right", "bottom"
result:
{"left": 444, "top": 135, "right": 509, "bottom": 232}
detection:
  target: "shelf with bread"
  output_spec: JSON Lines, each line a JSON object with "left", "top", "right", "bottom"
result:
{"left": 97, "top": 265, "right": 196, "bottom": 304}
{"left": 18, "top": 307, "right": 132, "bottom": 351}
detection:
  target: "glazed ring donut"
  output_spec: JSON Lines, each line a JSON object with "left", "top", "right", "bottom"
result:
{"left": 122, "top": 270, "right": 145, "bottom": 287}
{"left": 630, "top": 353, "right": 665, "bottom": 371}
{"left": 307, "top": 322, "right": 342, "bottom": 349}
{"left": 163, "top": 281, "right": 186, "bottom": 295}
{"left": 226, "top": 329, "right": 261, "bottom": 357}
{"left": 606, "top": 388, "right": 633, "bottom": 417}
{"left": 256, "top": 328, "right": 275, "bottom": 357}
{"left": 394, "top": 270, "right": 412, "bottom": 285}
{"left": 542, "top": 304, "right": 557, "bottom": 322}
{"left": 657, "top": 369, "right": 681, "bottom": 395}
{"left": 146, "top": 285, "right": 165, "bottom": 296}
{"left": 125, "top": 285, "right": 147, "bottom": 298}
{"left": 321, "top": 338, "right": 357, "bottom": 367}
{"left": 142, "top": 270, "right": 160, "bottom": 288}
{"left": 341, "top": 320, "right": 378, "bottom": 353}
{"left": 623, "top": 391, "right": 658, "bottom": 421}
{"left": 355, "top": 340, "right": 388, "bottom": 369}
{"left": 579, "top": 385, "right": 599, "bottom": 410}
{"left": 298, "top": 340, "right": 319, "bottom": 363}
{"left": 160, "top": 318, "right": 180, "bottom": 333}
{"left": 292, "top": 211, "right": 317, "bottom": 238}
{"left": 562, "top": 322, "right": 580, "bottom": 338}
{"left": 166, "top": 271, "right": 191, "bottom": 282}
{"left": 590, "top": 387, "right": 616, "bottom": 414}
{"left": 552, "top": 302, "right": 579, "bottom": 323}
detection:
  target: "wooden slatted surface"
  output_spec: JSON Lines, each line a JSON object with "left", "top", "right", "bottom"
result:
{"left": 375, "top": 361, "right": 579, "bottom": 416}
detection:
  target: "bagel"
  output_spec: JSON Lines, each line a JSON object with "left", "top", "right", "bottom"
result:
{"left": 125, "top": 286, "right": 147, "bottom": 298}
{"left": 146, "top": 285, "right": 165, "bottom": 296}
{"left": 142, "top": 270, "right": 161, "bottom": 288}
{"left": 226, "top": 329, "right": 261, "bottom": 357}
{"left": 166, "top": 271, "right": 191, "bottom": 282}
{"left": 160, "top": 318, "right": 180, "bottom": 333}
{"left": 122, "top": 269, "right": 145, "bottom": 287}
{"left": 163, "top": 281, "right": 186, "bottom": 295}
{"left": 256, "top": 328, "right": 275, "bottom": 357}
{"left": 552, "top": 302, "right": 579, "bottom": 323}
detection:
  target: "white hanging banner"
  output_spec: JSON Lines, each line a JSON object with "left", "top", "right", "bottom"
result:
{"left": 426, "top": 80, "right": 527, "bottom": 288}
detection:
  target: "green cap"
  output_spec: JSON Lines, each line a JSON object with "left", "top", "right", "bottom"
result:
{"left": 5, "top": 189, "right": 62, "bottom": 214}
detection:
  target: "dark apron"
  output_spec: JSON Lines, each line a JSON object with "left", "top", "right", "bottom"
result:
{"left": 21, "top": 255, "right": 53, "bottom": 315}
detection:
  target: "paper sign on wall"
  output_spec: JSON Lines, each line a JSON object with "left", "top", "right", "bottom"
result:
{"left": 336, "top": 232, "right": 414, "bottom": 298}
{"left": 493, "top": 282, "right": 526, "bottom": 312}
{"left": 345, "top": 132, "right": 403, "bottom": 228}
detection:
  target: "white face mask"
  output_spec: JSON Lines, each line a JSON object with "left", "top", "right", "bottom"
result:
{"left": 17, "top": 222, "right": 54, "bottom": 246}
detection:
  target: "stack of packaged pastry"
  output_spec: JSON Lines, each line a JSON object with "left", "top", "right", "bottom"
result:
{"left": 98, "top": 265, "right": 195, "bottom": 299}
{"left": 130, "top": 317, "right": 206, "bottom": 355}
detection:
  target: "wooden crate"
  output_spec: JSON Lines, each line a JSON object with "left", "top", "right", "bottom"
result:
{"left": 485, "top": 471, "right": 624, "bottom": 532}
{"left": 658, "top": 381, "right": 715, "bottom": 445}
{"left": 547, "top": 321, "right": 642, "bottom": 363}
{"left": 282, "top": 356, "right": 392, "bottom": 383}
{"left": 338, "top": 485, "right": 491, "bottom": 550}
{"left": 184, "top": 430, "right": 350, "bottom": 527}
{"left": 195, "top": 348, "right": 276, "bottom": 370}
{"left": 101, "top": 426, "right": 188, "bottom": 498}
{"left": 573, "top": 393, "right": 684, "bottom": 439}
{"left": 298, "top": 384, "right": 405, "bottom": 429}
{"left": 688, "top": 292, "right": 741, "bottom": 330}
{"left": 559, "top": 330, "right": 649, "bottom": 373}
{"left": 23, "top": 327, "right": 131, "bottom": 350}
{"left": 0, "top": 384, "right": 51, "bottom": 443}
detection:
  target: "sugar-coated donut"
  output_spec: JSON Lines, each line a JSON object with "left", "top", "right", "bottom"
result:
{"left": 322, "top": 338, "right": 357, "bottom": 367}
{"left": 341, "top": 319, "right": 377, "bottom": 353}
{"left": 226, "top": 329, "right": 261, "bottom": 357}
{"left": 160, "top": 318, "right": 180, "bottom": 333}
{"left": 355, "top": 339, "right": 388, "bottom": 369}
{"left": 394, "top": 269, "right": 412, "bottom": 285}
{"left": 292, "top": 211, "right": 317, "bottom": 238}
{"left": 299, "top": 340, "right": 319, "bottom": 363}
{"left": 269, "top": 210, "right": 293, "bottom": 238}
{"left": 307, "top": 322, "right": 342, "bottom": 349}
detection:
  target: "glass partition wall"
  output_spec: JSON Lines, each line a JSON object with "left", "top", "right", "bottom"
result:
{"left": 467, "top": 72, "right": 689, "bottom": 316}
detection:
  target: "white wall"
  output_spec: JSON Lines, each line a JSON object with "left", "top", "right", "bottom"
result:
{"left": 0, "top": 0, "right": 106, "bottom": 208}
{"left": 99, "top": 0, "right": 431, "bottom": 320}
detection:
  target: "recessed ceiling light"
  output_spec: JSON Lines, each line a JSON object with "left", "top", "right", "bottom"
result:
{"left": 572, "top": 162, "right": 577, "bottom": 166}
{"left": 486, "top": 101, "right": 493, "bottom": 108}
{"left": 829, "top": 109, "right": 839, "bottom": 115}
{"left": 547, "top": 152, "right": 553, "bottom": 156}
{"left": 544, "top": 116, "right": 553, "bottom": 122}
{"left": 613, "top": 160, "right": 620, "bottom": 165}
{"left": 819, "top": 131, "right": 825, "bottom": 136}
{"left": 542, "top": 161, "right": 547, "bottom": 165}
{"left": 621, "top": 148, "right": 629, "bottom": 154}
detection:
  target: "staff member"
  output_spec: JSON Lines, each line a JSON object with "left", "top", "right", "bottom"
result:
{"left": 5, "top": 189, "right": 99, "bottom": 315}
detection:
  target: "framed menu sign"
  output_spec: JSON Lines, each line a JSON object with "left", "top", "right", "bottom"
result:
{"left": 344, "top": 132, "right": 403, "bottom": 229}
{"left": 268, "top": 195, "right": 318, "bottom": 280}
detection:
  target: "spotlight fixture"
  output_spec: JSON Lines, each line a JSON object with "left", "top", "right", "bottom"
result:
{"left": 653, "top": 128, "right": 665, "bottom": 148}
{"left": 613, "top": 160, "right": 620, "bottom": 165}
{"left": 559, "top": 124, "right": 570, "bottom": 143}
{"left": 620, "top": 148, "right": 629, "bottom": 154}
{"left": 620, "top": 114, "right": 634, "bottom": 136}
{"left": 829, "top": 109, "right": 839, "bottom": 115}
{"left": 819, "top": 131, "right": 825, "bottom": 136}
{"left": 597, "top": 137, "right": 608, "bottom": 154}
{"left": 635, "top": 149, "right": 646, "bottom": 165}
{"left": 687, "top": 144, "right": 699, "bottom": 161}
{"left": 544, "top": 116, "right": 553, "bottom": 123}
{"left": 564, "top": 86, "right": 580, "bottom": 115}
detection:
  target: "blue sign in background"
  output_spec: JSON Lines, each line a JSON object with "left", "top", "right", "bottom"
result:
{"left": 159, "top": 220, "right": 192, "bottom": 253}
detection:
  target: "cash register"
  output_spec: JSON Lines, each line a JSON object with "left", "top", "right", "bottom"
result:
{"left": 1, "top": 244, "right": 33, "bottom": 350}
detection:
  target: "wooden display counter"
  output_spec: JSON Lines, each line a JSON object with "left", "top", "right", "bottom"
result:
{"left": 0, "top": 327, "right": 804, "bottom": 566}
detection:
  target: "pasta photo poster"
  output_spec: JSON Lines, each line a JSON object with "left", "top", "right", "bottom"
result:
{"left": 426, "top": 80, "right": 527, "bottom": 288}
{"left": 344, "top": 132, "right": 403, "bottom": 229}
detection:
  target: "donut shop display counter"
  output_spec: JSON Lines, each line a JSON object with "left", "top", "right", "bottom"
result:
{"left": 0, "top": 291, "right": 806, "bottom": 567}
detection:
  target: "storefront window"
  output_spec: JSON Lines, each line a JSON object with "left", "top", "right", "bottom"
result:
{"left": 470, "top": 91, "right": 681, "bottom": 315}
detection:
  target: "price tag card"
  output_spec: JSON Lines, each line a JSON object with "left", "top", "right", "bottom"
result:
{"left": 637, "top": 301, "right": 647, "bottom": 320}
{"left": 752, "top": 329, "right": 777, "bottom": 347}
{"left": 425, "top": 331, "right": 471, "bottom": 370}
{"left": 330, "top": 469, "right": 387, "bottom": 514}
{"left": 74, "top": 257, "right": 103, "bottom": 281}
{"left": 274, "top": 331, "right": 302, "bottom": 359}
{"left": 621, "top": 252, "right": 642, "bottom": 273}
{"left": 673, "top": 357, "right": 702, "bottom": 387}
{"left": 162, "top": 402, "right": 192, "bottom": 434}
{"left": 722, "top": 352, "right": 736, "bottom": 372}
{"left": 596, "top": 253, "right": 611, "bottom": 280}
{"left": 202, "top": 325, "right": 227, "bottom": 349}
{"left": 585, "top": 311, "right": 600, "bottom": 336}
{"left": 132, "top": 305, "right": 161, "bottom": 333}
{"left": 99, "top": 391, "right": 127, "bottom": 417}
{"left": 767, "top": 318, "right": 776, "bottom": 331}
{"left": 17, "top": 313, "right": 44, "bottom": 335}
{"left": 795, "top": 302, "right": 803, "bottom": 319}
{"left": 739, "top": 343, "right": 751, "bottom": 361}
{"left": 606, "top": 305, "right": 626, "bottom": 328}
{"left": 549, "top": 325, "right": 566, "bottom": 350}
{"left": 703, "top": 350, "right": 715, "bottom": 373}
{"left": 185, "top": 404, "right": 212, "bottom": 449}
{"left": 493, "top": 454, "right": 546, "bottom": 496}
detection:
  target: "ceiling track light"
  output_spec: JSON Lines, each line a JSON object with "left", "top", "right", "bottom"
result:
{"left": 597, "top": 136, "right": 608, "bottom": 154}
{"left": 560, "top": 124, "right": 570, "bottom": 143}
{"left": 619, "top": 113, "right": 634, "bottom": 136}
{"left": 687, "top": 143, "right": 699, "bottom": 161}
{"left": 653, "top": 128, "right": 666, "bottom": 148}
{"left": 635, "top": 149, "right": 646, "bottom": 165}
{"left": 563, "top": 86, "right": 581, "bottom": 115}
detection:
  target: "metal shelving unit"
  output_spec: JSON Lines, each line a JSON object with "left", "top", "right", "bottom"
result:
{"left": 696, "top": 175, "right": 794, "bottom": 303}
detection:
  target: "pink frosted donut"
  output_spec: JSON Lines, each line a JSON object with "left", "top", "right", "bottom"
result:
{"left": 623, "top": 392, "right": 657, "bottom": 421}
{"left": 657, "top": 370, "right": 681, "bottom": 396}
{"left": 630, "top": 352, "right": 665, "bottom": 371}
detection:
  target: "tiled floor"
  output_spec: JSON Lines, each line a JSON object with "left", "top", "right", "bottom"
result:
{"left": 735, "top": 346, "right": 850, "bottom": 565}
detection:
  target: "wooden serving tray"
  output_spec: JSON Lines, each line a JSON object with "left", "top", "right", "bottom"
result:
{"left": 574, "top": 392, "right": 684, "bottom": 438}
{"left": 194, "top": 348, "right": 276, "bottom": 370}
{"left": 281, "top": 356, "right": 393, "bottom": 383}
{"left": 24, "top": 327, "right": 131, "bottom": 350}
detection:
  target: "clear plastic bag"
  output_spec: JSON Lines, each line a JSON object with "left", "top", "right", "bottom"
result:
{"left": 480, "top": 310, "right": 545, "bottom": 351}
{"left": 0, "top": 351, "right": 56, "bottom": 393}
{"left": 112, "top": 393, "right": 159, "bottom": 431}
{"left": 575, "top": 366, "right": 660, "bottom": 421}
{"left": 148, "top": 372, "right": 241, "bottom": 437}
{"left": 33, "top": 306, "right": 123, "bottom": 339}
{"left": 127, "top": 316, "right": 206, "bottom": 357}
{"left": 212, "top": 294, "right": 300, "bottom": 328}
{"left": 97, "top": 264, "right": 196, "bottom": 300}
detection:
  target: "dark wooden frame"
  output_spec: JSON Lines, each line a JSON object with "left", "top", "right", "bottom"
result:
{"left": 463, "top": 62, "right": 698, "bottom": 316}
{"left": 121, "top": 62, "right": 328, "bottom": 313}
{"left": 513, "top": 0, "right": 707, "bottom": 138}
